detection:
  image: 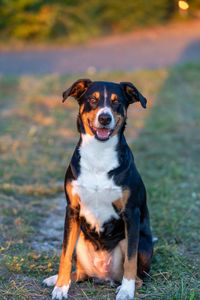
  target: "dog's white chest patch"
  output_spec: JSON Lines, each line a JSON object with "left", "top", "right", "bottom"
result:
{"left": 72, "top": 134, "right": 122, "bottom": 233}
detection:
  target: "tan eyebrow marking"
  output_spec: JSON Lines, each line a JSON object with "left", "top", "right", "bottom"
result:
{"left": 111, "top": 94, "right": 118, "bottom": 101}
{"left": 92, "top": 92, "right": 100, "bottom": 99}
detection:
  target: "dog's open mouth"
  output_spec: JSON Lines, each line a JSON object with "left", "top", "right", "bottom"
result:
{"left": 89, "top": 121, "right": 113, "bottom": 141}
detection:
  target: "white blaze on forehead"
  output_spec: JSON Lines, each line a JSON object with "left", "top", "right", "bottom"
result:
{"left": 94, "top": 107, "right": 115, "bottom": 129}
{"left": 104, "top": 86, "right": 108, "bottom": 107}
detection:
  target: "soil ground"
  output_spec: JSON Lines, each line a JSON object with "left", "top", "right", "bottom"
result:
{"left": 0, "top": 19, "right": 200, "bottom": 75}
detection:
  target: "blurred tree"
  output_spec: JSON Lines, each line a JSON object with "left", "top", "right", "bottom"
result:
{"left": 0, "top": 0, "right": 199, "bottom": 42}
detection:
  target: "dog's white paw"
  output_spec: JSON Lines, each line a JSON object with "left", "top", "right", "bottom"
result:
{"left": 116, "top": 288, "right": 134, "bottom": 300}
{"left": 116, "top": 278, "right": 135, "bottom": 300}
{"left": 52, "top": 285, "right": 69, "bottom": 300}
{"left": 43, "top": 274, "right": 58, "bottom": 287}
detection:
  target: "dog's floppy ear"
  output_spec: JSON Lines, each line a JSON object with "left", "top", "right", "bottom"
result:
{"left": 62, "top": 78, "right": 92, "bottom": 103}
{"left": 120, "top": 82, "right": 147, "bottom": 108}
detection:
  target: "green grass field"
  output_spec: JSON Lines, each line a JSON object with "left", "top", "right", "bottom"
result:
{"left": 0, "top": 62, "right": 200, "bottom": 299}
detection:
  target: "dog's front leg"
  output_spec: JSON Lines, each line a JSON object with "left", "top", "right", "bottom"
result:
{"left": 116, "top": 207, "right": 140, "bottom": 300}
{"left": 52, "top": 186, "right": 80, "bottom": 300}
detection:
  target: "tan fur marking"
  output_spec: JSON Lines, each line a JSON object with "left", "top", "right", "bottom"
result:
{"left": 123, "top": 225, "right": 138, "bottom": 281}
{"left": 81, "top": 107, "right": 100, "bottom": 135}
{"left": 55, "top": 183, "right": 80, "bottom": 287}
{"left": 66, "top": 183, "right": 80, "bottom": 208}
{"left": 113, "top": 189, "right": 130, "bottom": 212}
{"left": 124, "top": 252, "right": 137, "bottom": 280}
{"left": 111, "top": 94, "right": 118, "bottom": 101}
{"left": 80, "top": 104, "right": 84, "bottom": 114}
{"left": 116, "top": 239, "right": 142, "bottom": 287}
{"left": 92, "top": 92, "right": 100, "bottom": 99}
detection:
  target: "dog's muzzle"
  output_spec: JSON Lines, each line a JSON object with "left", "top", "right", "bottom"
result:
{"left": 89, "top": 108, "right": 116, "bottom": 141}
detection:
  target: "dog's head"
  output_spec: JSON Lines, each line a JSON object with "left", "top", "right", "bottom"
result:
{"left": 63, "top": 79, "right": 147, "bottom": 141}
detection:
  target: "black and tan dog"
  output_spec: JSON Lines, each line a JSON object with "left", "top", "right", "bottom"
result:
{"left": 43, "top": 79, "right": 153, "bottom": 300}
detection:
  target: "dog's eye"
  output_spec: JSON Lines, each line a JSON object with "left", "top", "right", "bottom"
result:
{"left": 89, "top": 97, "right": 98, "bottom": 104}
{"left": 112, "top": 99, "right": 120, "bottom": 104}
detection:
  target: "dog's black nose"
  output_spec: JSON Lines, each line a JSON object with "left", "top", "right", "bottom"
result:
{"left": 98, "top": 113, "right": 112, "bottom": 126}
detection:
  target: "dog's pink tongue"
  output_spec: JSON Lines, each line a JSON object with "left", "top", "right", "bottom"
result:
{"left": 97, "top": 128, "right": 109, "bottom": 139}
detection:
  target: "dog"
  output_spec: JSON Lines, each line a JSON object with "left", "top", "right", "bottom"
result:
{"left": 43, "top": 79, "right": 153, "bottom": 300}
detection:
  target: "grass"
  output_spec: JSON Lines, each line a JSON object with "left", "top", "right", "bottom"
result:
{"left": 0, "top": 62, "right": 200, "bottom": 299}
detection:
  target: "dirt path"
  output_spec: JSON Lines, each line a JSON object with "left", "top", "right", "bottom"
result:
{"left": 1, "top": 20, "right": 200, "bottom": 75}
{"left": 32, "top": 195, "right": 66, "bottom": 253}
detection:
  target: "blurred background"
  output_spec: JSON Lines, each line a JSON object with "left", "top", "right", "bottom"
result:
{"left": 0, "top": 0, "right": 200, "bottom": 43}
{"left": 0, "top": 1, "right": 200, "bottom": 300}
{"left": 0, "top": 0, "right": 200, "bottom": 75}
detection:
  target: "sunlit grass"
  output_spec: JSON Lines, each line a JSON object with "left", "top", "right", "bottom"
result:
{"left": 0, "top": 62, "right": 200, "bottom": 299}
